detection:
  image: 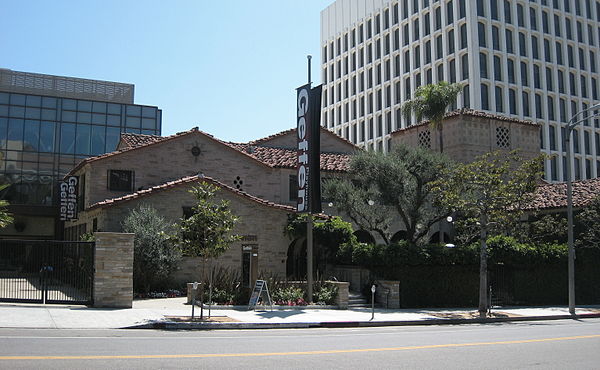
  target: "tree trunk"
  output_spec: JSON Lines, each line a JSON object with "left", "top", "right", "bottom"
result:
{"left": 438, "top": 125, "right": 444, "bottom": 153}
{"left": 478, "top": 215, "right": 488, "bottom": 318}
{"left": 208, "top": 258, "right": 213, "bottom": 318}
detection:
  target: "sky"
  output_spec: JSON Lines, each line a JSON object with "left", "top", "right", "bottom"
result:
{"left": 1, "top": 0, "right": 334, "bottom": 142}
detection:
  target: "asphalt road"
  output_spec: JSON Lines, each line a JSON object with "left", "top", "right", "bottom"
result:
{"left": 0, "top": 319, "right": 599, "bottom": 369}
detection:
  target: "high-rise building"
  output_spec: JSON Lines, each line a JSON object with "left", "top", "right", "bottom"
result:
{"left": 0, "top": 69, "right": 162, "bottom": 238}
{"left": 321, "top": 0, "right": 600, "bottom": 182}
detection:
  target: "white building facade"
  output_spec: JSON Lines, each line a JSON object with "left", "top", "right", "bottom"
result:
{"left": 321, "top": 0, "right": 600, "bottom": 182}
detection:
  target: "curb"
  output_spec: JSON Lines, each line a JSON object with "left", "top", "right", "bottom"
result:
{"left": 124, "top": 312, "right": 600, "bottom": 330}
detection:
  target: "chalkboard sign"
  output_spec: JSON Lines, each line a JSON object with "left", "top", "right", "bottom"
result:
{"left": 247, "top": 280, "right": 273, "bottom": 311}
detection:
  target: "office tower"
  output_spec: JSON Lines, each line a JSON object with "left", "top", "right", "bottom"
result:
{"left": 321, "top": 0, "right": 600, "bottom": 182}
{"left": 0, "top": 69, "right": 162, "bottom": 238}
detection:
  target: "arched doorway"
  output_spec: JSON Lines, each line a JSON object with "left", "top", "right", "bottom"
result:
{"left": 390, "top": 230, "right": 408, "bottom": 244}
{"left": 429, "top": 231, "right": 452, "bottom": 244}
{"left": 286, "top": 237, "right": 329, "bottom": 280}
{"left": 353, "top": 230, "right": 375, "bottom": 245}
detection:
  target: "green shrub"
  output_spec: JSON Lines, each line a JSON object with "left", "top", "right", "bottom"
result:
{"left": 313, "top": 282, "right": 338, "bottom": 305}
{"left": 272, "top": 286, "right": 306, "bottom": 306}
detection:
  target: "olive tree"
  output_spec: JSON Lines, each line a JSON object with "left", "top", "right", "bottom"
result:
{"left": 431, "top": 150, "right": 543, "bottom": 317}
{"left": 122, "top": 205, "right": 180, "bottom": 294}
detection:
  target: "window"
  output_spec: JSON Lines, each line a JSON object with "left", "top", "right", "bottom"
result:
{"left": 546, "top": 67, "right": 553, "bottom": 91}
{"left": 535, "top": 93, "right": 543, "bottom": 118}
{"left": 478, "top": 22, "right": 486, "bottom": 47}
{"left": 460, "top": 24, "right": 467, "bottom": 49}
{"left": 556, "top": 42, "right": 563, "bottom": 64}
{"left": 447, "top": 0, "right": 454, "bottom": 24}
{"left": 544, "top": 39, "right": 552, "bottom": 62}
{"left": 531, "top": 36, "right": 539, "bottom": 59}
{"left": 494, "top": 56, "right": 502, "bottom": 81}
{"left": 509, "top": 89, "right": 517, "bottom": 114}
{"left": 491, "top": 0, "right": 499, "bottom": 19}
{"left": 520, "top": 61, "right": 529, "bottom": 86}
{"left": 508, "top": 59, "right": 515, "bottom": 83}
{"left": 504, "top": 0, "right": 512, "bottom": 23}
{"left": 436, "top": 35, "right": 443, "bottom": 59}
{"left": 549, "top": 125, "right": 557, "bottom": 150}
{"left": 533, "top": 65, "right": 541, "bottom": 88}
{"left": 448, "top": 29, "right": 455, "bottom": 54}
{"left": 492, "top": 26, "right": 500, "bottom": 50}
{"left": 480, "top": 53, "right": 488, "bottom": 78}
{"left": 548, "top": 96, "right": 555, "bottom": 121}
{"left": 523, "top": 91, "right": 530, "bottom": 116}
{"left": 477, "top": 0, "right": 485, "bottom": 17}
{"left": 519, "top": 32, "right": 527, "bottom": 57}
{"left": 481, "top": 84, "right": 490, "bottom": 110}
{"left": 530, "top": 7, "right": 537, "bottom": 31}
{"left": 108, "top": 170, "right": 134, "bottom": 191}
{"left": 461, "top": 54, "right": 469, "bottom": 79}
{"left": 517, "top": 4, "right": 525, "bottom": 26}
{"left": 495, "top": 86, "right": 504, "bottom": 112}
{"left": 506, "top": 29, "right": 514, "bottom": 53}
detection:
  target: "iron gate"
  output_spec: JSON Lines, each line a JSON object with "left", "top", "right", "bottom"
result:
{"left": 0, "top": 240, "right": 94, "bottom": 305}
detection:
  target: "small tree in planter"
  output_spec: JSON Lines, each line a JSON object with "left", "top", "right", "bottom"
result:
{"left": 175, "top": 183, "right": 240, "bottom": 317}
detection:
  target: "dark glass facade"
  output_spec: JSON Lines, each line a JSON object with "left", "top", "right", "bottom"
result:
{"left": 0, "top": 91, "right": 161, "bottom": 207}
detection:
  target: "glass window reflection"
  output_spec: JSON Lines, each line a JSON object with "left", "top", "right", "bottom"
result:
{"left": 76, "top": 124, "right": 91, "bottom": 155}
{"left": 24, "top": 120, "right": 39, "bottom": 151}
{"left": 42, "top": 97, "right": 57, "bottom": 109}
{"left": 39, "top": 121, "right": 55, "bottom": 153}
{"left": 106, "top": 127, "right": 121, "bottom": 152}
{"left": 91, "top": 125, "right": 106, "bottom": 155}
{"left": 41, "top": 109, "right": 56, "bottom": 120}
{"left": 0, "top": 118, "right": 7, "bottom": 149}
{"left": 7, "top": 118, "right": 24, "bottom": 151}
{"left": 60, "top": 123, "right": 75, "bottom": 154}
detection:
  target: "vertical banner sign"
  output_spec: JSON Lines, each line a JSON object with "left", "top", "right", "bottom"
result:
{"left": 296, "top": 84, "right": 323, "bottom": 213}
{"left": 59, "top": 176, "right": 78, "bottom": 221}
{"left": 309, "top": 85, "right": 322, "bottom": 214}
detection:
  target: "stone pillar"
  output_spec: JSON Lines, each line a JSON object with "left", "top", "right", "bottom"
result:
{"left": 93, "top": 232, "right": 134, "bottom": 308}
{"left": 330, "top": 281, "right": 349, "bottom": 309}
{"left": 375, "top": 280, "right": 400, "bottom": 308}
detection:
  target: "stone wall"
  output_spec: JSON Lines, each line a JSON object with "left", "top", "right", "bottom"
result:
{"left": 93, "top": 232, "right": 134, "bottom": 308}
{"left": 375, "top": 280, "right": 400, "bottom": 308}
{"left": 328, "top": 265, "right": 372, "bottom": 292}
{"left": 70, "top": 182, "right": 292, "bottom": 286}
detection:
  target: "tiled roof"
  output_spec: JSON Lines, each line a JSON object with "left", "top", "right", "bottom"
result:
{"left": 119, "top": 132, "right": 165, "bottom": 149}
{"left": 228, "top": 143, "right": 350, "bottom": 172}
{"left": 88, "top": 174, "right": 296, "bottom": 212}
{"left": 391, "top": 109, "right": 540, "bottom": 135}
{"left": 67, "top": 128, "right": 266, "bottom": 175}
{"left": 69, "top": 127, "right": 351, "bottom": 176}
{"left": 249, "top": 126, "right": 358, "bottom": 149}
{"left": 525, "top": 178, "right": 600, "bottom": 211}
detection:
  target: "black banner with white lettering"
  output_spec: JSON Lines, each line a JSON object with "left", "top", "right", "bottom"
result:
{"left": 59, "top": 176, "right": 78, "bottom": 221}
{"left": 296, "top": 84, "right": 322, "bottom": 214}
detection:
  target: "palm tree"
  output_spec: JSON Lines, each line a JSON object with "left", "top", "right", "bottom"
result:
{"left": 401, "top": 81, "right": 464, "bottom": 153}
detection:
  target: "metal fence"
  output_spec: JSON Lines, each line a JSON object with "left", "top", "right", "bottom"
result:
{"left": 0, "top": 240, "right": 94, "bottom": 305}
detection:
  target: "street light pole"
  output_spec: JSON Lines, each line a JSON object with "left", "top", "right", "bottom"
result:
{"left": 564, "top": 103, "right": 600, "bottom": 316}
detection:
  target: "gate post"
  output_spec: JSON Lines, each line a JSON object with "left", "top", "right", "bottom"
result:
{"left": 93, "top": 232, "right": 134, "bottom": 308}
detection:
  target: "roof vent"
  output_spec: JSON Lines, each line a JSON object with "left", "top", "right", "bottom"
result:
{"left": 246, "top": 146, "right": 255, "bottom": 154}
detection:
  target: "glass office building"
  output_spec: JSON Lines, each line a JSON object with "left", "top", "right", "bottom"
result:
{"left": 0, "top": 69, "right": 162, "bottom": 238}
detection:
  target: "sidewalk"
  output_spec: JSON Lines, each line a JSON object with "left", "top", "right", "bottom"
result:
{"left": 0, "top": 298, "right": 599, "bottom": 330}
